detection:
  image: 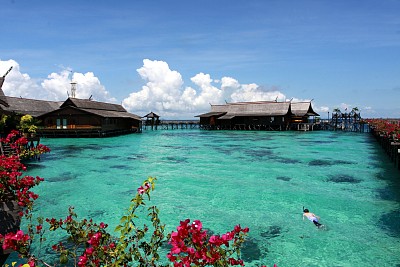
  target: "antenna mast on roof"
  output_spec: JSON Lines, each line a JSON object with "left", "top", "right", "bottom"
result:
{"left": 70, "top": 82, "right": 77, "bottom": 98}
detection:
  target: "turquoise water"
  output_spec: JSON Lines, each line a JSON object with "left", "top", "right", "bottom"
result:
{"left": 7, "top": 130, "right": 400, "bottom": 266}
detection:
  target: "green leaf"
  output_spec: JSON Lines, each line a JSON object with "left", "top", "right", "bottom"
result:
{"left": 120, "top": 216, "right": 128, "bottom": 223}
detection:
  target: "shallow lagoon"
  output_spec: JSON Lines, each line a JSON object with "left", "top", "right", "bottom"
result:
{"left": 10, "top": 130, "right": 400, "bottom": 266}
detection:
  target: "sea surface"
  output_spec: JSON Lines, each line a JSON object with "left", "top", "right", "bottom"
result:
{"left": 7, "top": 129, "right": 400, "bottom": 266}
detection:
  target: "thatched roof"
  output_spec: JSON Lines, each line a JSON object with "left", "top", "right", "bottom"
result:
{"left": 1, "top": 96, "right": 62, "bottom": 117}
{"left": 196, "top": 101, "right": 320, "bottom": 119}
{"left": 38, "top": 98, "right": 141, "bottom": 120}
{"left": 82, "top": 108, "right": 141, "bottom": 120}
{"left": 60, "top": 98, "right": 126, "bottom": 112}
{"left": 211, "top": 102, "right": 292, "bottom": 119}
{"left": 42, "top": 105, "right": 141, "bottom": 120}
{"left": 291, "top": 102, "right": 319, "bottom": 116}
{"left": 86, "top": 109, "right": 141, "bottom": 120}
{"left": 143, "top": 111, "right": 160, "bottom": 118}
{"left": 0, "top": 95, "right": 141, "bottom": 120}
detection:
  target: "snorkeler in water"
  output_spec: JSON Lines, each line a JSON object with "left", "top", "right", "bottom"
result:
{"left": 303, "top": 207, "right": 323, "bottom": 228}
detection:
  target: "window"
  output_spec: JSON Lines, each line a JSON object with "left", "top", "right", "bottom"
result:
{"left": 57, "top": 118, "right": 68, "bottom": 129}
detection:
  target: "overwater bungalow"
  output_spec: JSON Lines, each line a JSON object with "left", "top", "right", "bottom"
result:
{"left": 196, "top": 101, "right": 319, "bottom": 130}
{"left": 0, "top": 71, "right": 141, "bottom": 137}
{"left": 37, "top": 97, "right": 142, "bottom": 137}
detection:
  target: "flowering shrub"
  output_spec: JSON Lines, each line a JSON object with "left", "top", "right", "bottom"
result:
{"left": 0, "top": 177, "right": 277, "bottom": 267}
{"left": 167, "top": 219, "right": 249, "bottom": 266}
{"left": 0, "top": 154, "right": 43, "bottom": 209}
{"left": 365, "top": 119, "right": 400, "bottom": 139}
{"left": 0, "top": 130, "right": 50, "bottom": 160}
{"left": 0, "top": 130, "right": 49, "bottom": 208}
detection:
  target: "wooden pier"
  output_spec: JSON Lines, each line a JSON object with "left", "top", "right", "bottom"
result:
{"left": 370, "top": 128, "right": 400, "bottom": 170}
{"left": 141, "top": 120, "right": 200, "bottom": 130}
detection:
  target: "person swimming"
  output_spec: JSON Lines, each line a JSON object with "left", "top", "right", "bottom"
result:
{"left": 303, "top": 208, "right": 322, "bottom": 228}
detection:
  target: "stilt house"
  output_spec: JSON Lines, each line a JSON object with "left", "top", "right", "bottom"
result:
{"left": 0, "top": 69, "right": 141, "bottom": 137}
{"left": 196, "top": 101, "right": 319, "bottom": 130}
{"left": 37, "top": 98, "right": 142, "bottom": 137}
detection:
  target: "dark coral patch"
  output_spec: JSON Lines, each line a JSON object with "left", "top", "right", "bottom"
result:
{"left": 276, "top": 176, "right": 291, "bottom": 181}
{"left": 376, "top": 187, "right": 398, "bottom": 201}
{"left": 84, "top": 144, "right": 112, "bottom": 150}
{"left": 244, "top": 149, "right": 274, "bottom": 159}
{"left": 327, "top": 174, "right": 361, "bottom": 184}
{"left": 88, "top": 210, "right": 105, "bottom": 218}
{"left": 163, "top": 156, "right": 188, "bottom": 164}
{"left": 97, "top": 155, "right": 117, "bottom": 160}
{"left": 309, "top": 159, "right": 333, "bottom": 166}
{"left": 333, "top": 160, "right": 355, "bottom": 165}
{"left": 127, "top": 154, "right": 147, "bottom": 160}
{"left": 260, "top": 225, "right": 282, "bottom": 239}
{"left": 275, "top": 157, "right": 300, "bottom": 164}
{"left": 47, "top": 171, "right": 78, "bottom": 182}
{"left": 241, "top": 238, "right": 261, "bottom": 262}
{"left": 378, "top": 209, "right": 400, "bottom": 237}
{"left": 110, "top": 165, "right": 130, "bottom": 169}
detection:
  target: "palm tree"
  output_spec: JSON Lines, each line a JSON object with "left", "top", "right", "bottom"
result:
{"left": 351, "top": 107, "right": 360, "bottom": 122}
{"left": 332, "top": 108, "right": 341, "bottom": 130}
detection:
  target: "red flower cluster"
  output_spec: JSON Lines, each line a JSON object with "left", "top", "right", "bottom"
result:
{"left": 0, "top": 230, "right": 30, "bottom": 251}
{"left": 0, "top": 154, "right": 43, "bottom": 208}
{"left": 167, "top": 219, "right": 249, "bottom": 266}
{"left": 0, "top": 130, "right": 51, "bottom": 159}
{"left": 0, "top": 130, "right": 50, "bottom": 209}
{"left": 76, "top": 231, "right": 115, "bottom": 267}
{"left": 137, "top": 182, "right": 151, "bottom": 194}
{"left": 366, "top": 119, "right": 400, "bottom": 139}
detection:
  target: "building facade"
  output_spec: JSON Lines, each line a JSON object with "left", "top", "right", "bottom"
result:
{"left": 196, "top": 101, "right": 319, "bottom": 130}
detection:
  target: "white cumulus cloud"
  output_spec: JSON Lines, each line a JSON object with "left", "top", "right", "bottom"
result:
{"left": 0, "top": 59, "right": 115, "bottom": 103}
{"left": 123, "top": 59, "right": 184, "bottom": 115}
{"left": 0, "top": 59, "right": 41, "bottom": 98}
{"left": 123, "top": 59, "right": 289, "bottom": 118}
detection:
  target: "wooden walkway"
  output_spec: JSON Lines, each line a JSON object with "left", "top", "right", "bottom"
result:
{"left": 319, "top": 120, "right": 370, "bottom": 132}
{"left": 141, "top": 120, "right": 200, "bottom": 130}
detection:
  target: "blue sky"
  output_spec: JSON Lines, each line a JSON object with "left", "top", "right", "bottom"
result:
{"left": 1, "top": 0, "right": 399, "bottom": 119}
